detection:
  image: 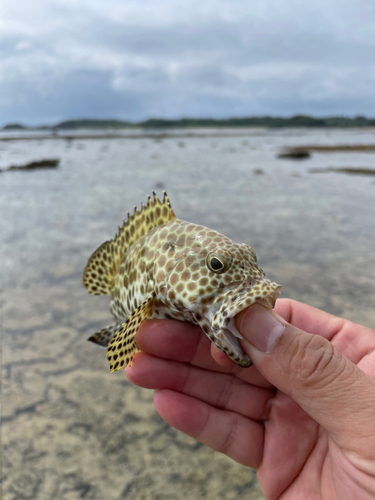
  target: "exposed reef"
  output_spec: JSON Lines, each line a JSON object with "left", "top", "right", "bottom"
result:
{"left": 7, "top": 159, "right": 59, "bottom": 171}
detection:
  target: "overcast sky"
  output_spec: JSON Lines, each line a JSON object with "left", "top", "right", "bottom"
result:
{"left": 1, "top": 0, "right": 375, "bottom": 126}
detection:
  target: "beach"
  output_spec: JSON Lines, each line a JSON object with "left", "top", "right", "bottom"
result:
{"left": 3, "top": 127, "right": 375, "bottom": 500}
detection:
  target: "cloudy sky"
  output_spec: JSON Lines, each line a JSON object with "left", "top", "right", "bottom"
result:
{"left": 1, "top": 0, "right": 375, "bottom": 126}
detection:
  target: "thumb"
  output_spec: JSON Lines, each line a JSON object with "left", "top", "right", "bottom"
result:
{"left": 236, "top": 304, "right": 375, "bottom": 455}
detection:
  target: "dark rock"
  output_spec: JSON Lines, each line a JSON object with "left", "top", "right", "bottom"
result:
{"left": 278, "top": 148, "right": 311, "bottom": 159}
{"left": 7, "top": 159, "right": 59, "bottom": 171}
{"left": 310, "top": 167, "right": 375, "bottom": 176}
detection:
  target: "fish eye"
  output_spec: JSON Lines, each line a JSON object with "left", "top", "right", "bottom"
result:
{"left": 206, "top": 253, "right": 230, "bottom": 274}
{"left": 210, "top": 257, "right": 224, "bottom": 271}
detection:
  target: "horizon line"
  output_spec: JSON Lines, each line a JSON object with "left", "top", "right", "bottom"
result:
{"left": 2, "top": 114, "right": 375, "bottom": 130}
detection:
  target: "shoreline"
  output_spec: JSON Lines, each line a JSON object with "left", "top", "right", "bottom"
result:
{"left": 1, "top": 127, "right": 375, "bottom": 143}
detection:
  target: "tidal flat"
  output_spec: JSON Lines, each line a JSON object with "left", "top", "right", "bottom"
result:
{"left": 2, "top": 127, "right": 375, "bottom": 499}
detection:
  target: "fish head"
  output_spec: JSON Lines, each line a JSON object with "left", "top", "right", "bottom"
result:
{"left": 161, "top": 224, "right": 281, "bottom": 366}
{"left": 207, "top": 241, "right": 282, "bottom": 327}
{"left": 197, "top": 242, "right": 281, "bottom": 366}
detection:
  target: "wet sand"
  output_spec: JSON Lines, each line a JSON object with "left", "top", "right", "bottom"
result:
{"left": 3, "top": 128, "right": 375, "bottom": 499}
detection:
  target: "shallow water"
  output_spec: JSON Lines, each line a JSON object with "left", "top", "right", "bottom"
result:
{"left": 2, "top": 128, "right": 375, "bottom": 499}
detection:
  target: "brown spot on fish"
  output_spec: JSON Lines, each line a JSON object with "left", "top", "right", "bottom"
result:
{"left": 166, "top": 260, "right": 174, "bottom": 272}
{"left": 185, "top": 255, "right": 195, "bottom": 267}
{"left": 157, "top": 271, "right": 165, "bottom": 283}
{"left": 170, "top": 273, "right": 179, "bottom": 285}
{"left": 181, "top": 270, "right": 191, "bottom": 281}
{"left": 176, "top": 261, "right": 184, "bottom": 272}
{"left": 158, "top": 255, "right": 167, "bottom": 267}
{"left": 177, "top": 234, "right": 185, "bottom": 247}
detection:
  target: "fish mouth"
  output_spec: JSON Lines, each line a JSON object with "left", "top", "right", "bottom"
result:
{"left": 202, "top": 280, "right": 281, "bottom": 367}
{"left": 203, "top": 279, "right": 282, "bottom": 327}
{"left": 225, "top": 284, "right": 282, "bottom": 339}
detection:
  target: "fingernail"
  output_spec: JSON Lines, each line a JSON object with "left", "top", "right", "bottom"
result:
{"left": 237, "top": 304, "right": 285, "bottom": 352}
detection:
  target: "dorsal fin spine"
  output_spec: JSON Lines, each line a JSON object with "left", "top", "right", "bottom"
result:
{"left": 83, "top": 192, "right": 176, "bottom": 296}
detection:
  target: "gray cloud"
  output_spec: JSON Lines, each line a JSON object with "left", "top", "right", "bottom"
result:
{"left": 1, "top": 0, "right": 375, "bottom": 125}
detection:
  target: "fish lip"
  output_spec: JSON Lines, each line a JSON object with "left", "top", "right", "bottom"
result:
{"left": 219, "top": 281, "right": 282, "bottom": 325}
{"left": 203, "top": 280, "right": 282, "bottom": 329}
{"left": 219, "top": 283, "right": 282, "bottom": 348}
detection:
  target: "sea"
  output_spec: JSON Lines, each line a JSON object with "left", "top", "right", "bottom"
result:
{"left": 2, "top": 127, "right": 375, "bottom": 499}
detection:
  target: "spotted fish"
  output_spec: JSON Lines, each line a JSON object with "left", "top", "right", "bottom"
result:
{"left": 83, "top": 192, "right": 281, "bottom": 372}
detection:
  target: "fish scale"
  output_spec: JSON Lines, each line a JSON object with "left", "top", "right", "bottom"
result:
{"left": 83, "top": 192, "right": 281, "bottom": 372}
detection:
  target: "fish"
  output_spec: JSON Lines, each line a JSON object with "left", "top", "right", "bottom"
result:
{"left": 83, "top": 192, "right": 281, "bottom": 372}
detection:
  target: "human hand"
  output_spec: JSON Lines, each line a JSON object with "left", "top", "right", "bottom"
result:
{"left": 126, "top": 299, "right": 375, "bottom": 500}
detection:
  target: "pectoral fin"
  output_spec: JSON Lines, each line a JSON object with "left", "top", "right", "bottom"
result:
{"left": 106, "top": 295, "right": 154, "bottom": 372}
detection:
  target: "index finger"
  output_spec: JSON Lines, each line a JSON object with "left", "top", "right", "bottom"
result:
{"left": 136, "top": 319, "right": 273, "bottom": 388}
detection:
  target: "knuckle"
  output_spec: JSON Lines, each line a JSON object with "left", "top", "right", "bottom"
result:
{"left": 287, "top": 333, "right": 341, "bottom": 391}
{"left": 215, "top": 376, "right": 234, "bottom": 409}
{"left": 220, "top": 415, "right": 239, "bottom": 456}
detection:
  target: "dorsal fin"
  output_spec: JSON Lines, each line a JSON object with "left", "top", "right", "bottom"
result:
{"left": 83, "top": 191, "right": 176, "bottom": 295}
{"left": 112, "top": 190, "right": 176, "bottom": 261}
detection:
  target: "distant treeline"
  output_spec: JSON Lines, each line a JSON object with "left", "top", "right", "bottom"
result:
{"left": 3, "top": 115, "right": 375, "bottom": 131}
{"left": 141, "top": 115, "right": 375, "bottom": 128}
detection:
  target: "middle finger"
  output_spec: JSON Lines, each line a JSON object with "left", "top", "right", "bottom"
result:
{"left": 126, "top": 353, "right": 274, "bottom": 421}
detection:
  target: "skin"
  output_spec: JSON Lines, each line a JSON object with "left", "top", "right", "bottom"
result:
{"left": 126, "top": 298, "right": 375, "bottom": 500}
